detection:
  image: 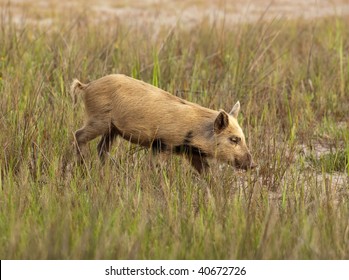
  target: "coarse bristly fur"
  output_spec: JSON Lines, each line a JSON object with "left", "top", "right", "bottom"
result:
{"left": 72, "top": 74, "right": 256, "bottom": 173}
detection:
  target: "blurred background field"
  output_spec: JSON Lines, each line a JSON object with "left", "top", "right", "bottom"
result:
{"left": 0, "top": 0, "right": 348, "bottom": 259}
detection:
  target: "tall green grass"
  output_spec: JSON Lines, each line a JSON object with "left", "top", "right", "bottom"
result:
{"left": 0, "top": 9, "right": 348, "bottom": 259}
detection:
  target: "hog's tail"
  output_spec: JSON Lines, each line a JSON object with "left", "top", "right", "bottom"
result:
{"left": 71, "top": 79, "right": 87, "bottom": 105}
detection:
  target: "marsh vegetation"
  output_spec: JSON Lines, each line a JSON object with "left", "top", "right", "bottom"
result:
{"left": 0, "top": 1, "right": 348, "bottom": 259}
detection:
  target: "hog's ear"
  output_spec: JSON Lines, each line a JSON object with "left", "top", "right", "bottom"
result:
{"left": 229, "top": 101, "right": 240, "bottom": 118}
{"left": 214, "top": 111, "right": 229, "bottom": 134}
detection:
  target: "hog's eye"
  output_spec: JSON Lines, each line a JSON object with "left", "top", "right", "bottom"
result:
{"left": 229, "top": 136, "right": 241, "bottom": 144}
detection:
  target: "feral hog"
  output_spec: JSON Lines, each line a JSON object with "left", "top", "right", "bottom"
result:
{"left": 71, "top": 74, "right": 256, "bottom": 173}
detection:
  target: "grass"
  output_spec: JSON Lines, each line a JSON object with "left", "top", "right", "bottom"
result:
{"left": 0, "top": 6, "right": 348, "bottom": 259}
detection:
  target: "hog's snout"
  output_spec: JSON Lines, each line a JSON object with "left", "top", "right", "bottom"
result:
{"left": 235, "top": 152, "right": 257, "bottom": 170}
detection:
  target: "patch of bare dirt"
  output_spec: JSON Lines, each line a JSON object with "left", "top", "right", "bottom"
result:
{"left": 2, "top": 0, "right": 349, "bottom": 28}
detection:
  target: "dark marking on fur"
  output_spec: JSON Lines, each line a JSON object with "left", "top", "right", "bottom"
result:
{"left": 183, "top": 130, "right": 194, "bottom": 145}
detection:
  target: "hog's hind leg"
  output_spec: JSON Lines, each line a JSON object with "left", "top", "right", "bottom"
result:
{"left": 97, "top": 126, "right": 119, "bottom": 163}
{"left": 74, "top": 119, "right": 109, "bottom": 164}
